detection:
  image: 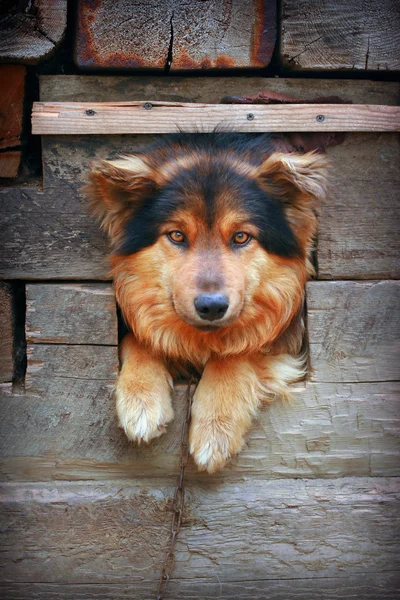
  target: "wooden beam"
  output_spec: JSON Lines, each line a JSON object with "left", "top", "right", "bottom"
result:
{"left": 75, "top": 0, "right": 276, "bottom": 71}
{"left": 2, "top": 575, "right": 399, "bottom": 600}
{"left": 31, "top": 101, "right": 400, "bottom": 134}
{"left": 26, "top": 283, "right": 118, "bottom": 345}
{"left": 1, "top": 478, "right": 399, "bottom": 589}
{"left": 307, "top": 281, "right": 400, "bottom": 383}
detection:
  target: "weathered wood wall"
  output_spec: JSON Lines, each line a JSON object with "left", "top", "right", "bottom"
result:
{"left": 0, "top": 75, "right": 399, "bottom": 599}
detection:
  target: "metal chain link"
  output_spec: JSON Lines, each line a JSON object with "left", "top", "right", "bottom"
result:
{"left": 156, "top": 376, "right": 198, "bottom": 600}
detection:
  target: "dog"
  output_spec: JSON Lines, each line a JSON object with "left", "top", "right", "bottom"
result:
{"left": 87, "top": 133, "right": 328, "bottom": 473}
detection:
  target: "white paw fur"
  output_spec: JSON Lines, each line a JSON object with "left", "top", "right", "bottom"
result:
{"left": 115, "top": 373, "right": 174, "bottom": 444}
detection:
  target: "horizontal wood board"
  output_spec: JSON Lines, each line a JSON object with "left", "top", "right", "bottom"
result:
{"left": 2, "top": 575, "right": 399, "bottom": 600}
{"left": 26, "top": 283, "right": 118, "bottom": 345}
{"left": 281, "top": 0, "right": 400, "bottom": 72}
{"left": 39, "top": 76, "right": 400, "bottom": 105}
{"left": 1, "top": 377, "right": 398, "bottom": 481}
{"left": 1, "top": 76, "right": 399, "bottom": 279}
{"left": 307, "top": 281, "right": 400, "bottom": 383}
{"left": 318, "top": 132, "right": 400, "bottom": 280}
{"left": 0, "top": 478, "right": 399, "bottom": 594}
{"left": 32, "top": 102, "right": 400, "bottom": 134}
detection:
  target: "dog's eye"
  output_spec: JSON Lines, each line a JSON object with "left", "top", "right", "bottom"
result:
{"left": 167, "top": 230, "right": 186, "bottom": 244}
{"left": 232, "top": 232, "right": 251, "bottom": 246}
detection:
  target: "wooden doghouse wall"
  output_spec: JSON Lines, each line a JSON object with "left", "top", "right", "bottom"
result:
{"left": 0, "top": 73, "right": 399, "bottom": 598}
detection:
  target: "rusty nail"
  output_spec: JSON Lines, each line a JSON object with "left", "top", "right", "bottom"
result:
{"left": 144, "top": 103, "right": 153, "bottom": 110}
{"left": 316, "top": 114, "right": 325, "bottom": 122}
{"left": 247, "top": 113, "right": 255, "bottom": 121}
{"left": 85, "top": 109, "right": 96, "bottom": 116}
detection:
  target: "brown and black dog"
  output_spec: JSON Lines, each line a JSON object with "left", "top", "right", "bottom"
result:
{"left": 87, "top": 133, "right": 328, "bottom": 472}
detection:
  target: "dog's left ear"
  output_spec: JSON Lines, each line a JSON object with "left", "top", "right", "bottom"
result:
{"left": 257, "top": 151, "right": 329, "bottom": 211}
{"left": 86, "top": 155, "right": 156, "bottom": 245}
{"left": 256, "top": 151, "right": 329, "bottom": 248}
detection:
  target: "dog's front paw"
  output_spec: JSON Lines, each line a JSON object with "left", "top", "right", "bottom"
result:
{"left": 189, "top": 418, "right": 245, "bottom": 473}
{"left": 115, "top": 373, "right": 174, "bottom": 444}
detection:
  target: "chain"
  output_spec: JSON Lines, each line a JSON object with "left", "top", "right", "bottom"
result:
{"left": 156, "top": 376, "right": 198, "bottom": 600}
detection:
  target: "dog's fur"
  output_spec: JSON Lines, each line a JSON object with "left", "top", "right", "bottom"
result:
{"left": 87, "top": 133, "right": 329, "bottom": 472}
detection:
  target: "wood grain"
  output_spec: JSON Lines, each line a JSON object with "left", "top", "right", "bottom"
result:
{"left": 318, "top": 132, "right": 400, "bottom": 280}
{"left": 32, "top": 102, "right": 400, "bottom": 134}
{"left": 307, "top": 281, "right": 400, "bottom": 383}
{"left": 75, "top": 0, "right": 276, "bottom": 70}
{"left": 1, "top": 377, "right": 398, "bottom": 481}
{"left": 0, "top": 65, "right": 25, "bottom": 150}
{"left": 25, "top": 343, "right": 119, "bottom": 393}
{"left": 26, "top": 283, "right": 117, "bottom": 345}
{"left": 2, "top": 575, "right": 399, "bottom": 600}
{"left": 281, "top": 0, "right": 400, "bottom": 71}
{"left": 39, "top": 75, "right": 400, "bottom": 105}
{"left": 0, "top": 151, "right": 21, "bottom": 179}
{"left": 0, "top": 283, "right": 13, "bottom": 384}
{"left": 0, "top": 0, "right": 67, "bottom": 64}
{"left": 0, "top": 185, "right": 109, "bottom": 280}
{"left": 0, "top": 478, "right": 398, "bottom": 589}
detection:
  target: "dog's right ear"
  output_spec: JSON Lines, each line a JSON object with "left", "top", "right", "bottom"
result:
{"left": 86, "top": 155, "right": 156, "bottom": 244}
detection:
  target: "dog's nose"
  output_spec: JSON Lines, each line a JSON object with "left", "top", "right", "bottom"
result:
{"left": 194, "top": 294, "right": 229, "bottom": 321}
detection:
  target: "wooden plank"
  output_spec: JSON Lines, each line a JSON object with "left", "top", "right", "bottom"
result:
{"left": 1, "top": 76, "right": 399, "bottom": 280}
{"left": 38, "top": 76, "right": 400, "bottom": 105}
{"left": 25, "top": 344, "right": 119, "bottom": 393}
{"left": 31, "top": 102, "right": 400, "bottom": 134}
{"left": 0, "top": 375, "right": 185, "bottom": 482}
{"left": 0, "top": 283, "right": 13, "bottom": 383}
{"left": 0, "top": 65, "right": 25, "bottom": 150}
{"left": 75, "top": 0, "right": 276, "bottom": 70}
{"left": 0, "top": 151, "right": 21, "bottom": 179}
{"left": 1, "top": 379, "right": 398, "bottom": 481}
{"left": 26, "top": 283, "right": 117, "bottom": 345}
{"left": 281, "top": 0, "right": 400, "bottom": 71}
{"left": 0, "top": 185, "right": 109, "bottom": 280}
{"left": 0, "top": 0, "right": 67, "bottom": 64}
{"left": 0, "top": 478, "right": 398, "bottom": 588}
{"left": 318, "top": 132, "right": 400, "bottom": 280}
{"left": 2, "top": 574, "right": 399, "bottom": 600}
{"left": 307, "top": 281, "right": 400, "bottom": 383}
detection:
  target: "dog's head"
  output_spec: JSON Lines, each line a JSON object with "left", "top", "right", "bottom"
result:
{"left": 87, "top": 134, "right": 328, "bottom": 361}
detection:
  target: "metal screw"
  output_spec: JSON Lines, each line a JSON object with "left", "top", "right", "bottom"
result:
{"left": 85, "top": 109, "right": 96, "bottom": 116}
{"left": 316, "top": 114, "right": 325, "bottom": 122}
{"left": 144, "top": 103, "right": 153, "bottom": 110}
{"left": 247, "top": 113, "right": 255, "bottom": 121}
